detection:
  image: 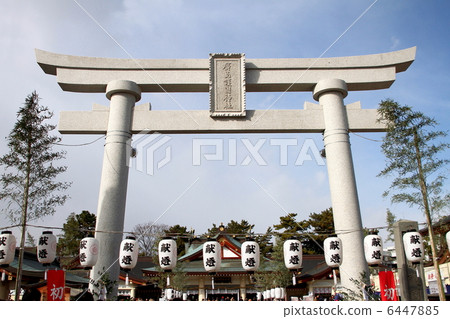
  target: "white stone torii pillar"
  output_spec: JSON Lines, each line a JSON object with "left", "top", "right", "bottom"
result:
{"left": 89, "top": 80, "right": 141, "bottom": 297}
{"left": 313, "top": 79, "right": 369, "bottom": 290}
{"left": 35, "top": 47, "right": 416, "bottom": 299}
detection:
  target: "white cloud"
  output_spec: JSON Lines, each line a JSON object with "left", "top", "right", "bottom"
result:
{"left": 390, "top": 35, "right": 400, "bottom": 50}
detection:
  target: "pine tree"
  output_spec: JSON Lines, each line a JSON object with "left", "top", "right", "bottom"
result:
{"left": 0, "top": 92, "right": 71, "bottom": 300}
{"left": 206, "top": 219, "right": 255, "bottom": 236}
{"left": 254, "top": 236, "right": 291, "bottom": 293}
{"left": 256, "top": 226, "right": 274, "bottom": 258}
{"left": 58, "top": 210, "right": 96, "bottom": 257}
{"left": 273, "top": 208, "right": 335, "bottom": 254}
{"left": 377, "top": 99, "right": 449, "bottom": 301}
{"left": 164, "top": 224, "right": 192, "bottom": 256}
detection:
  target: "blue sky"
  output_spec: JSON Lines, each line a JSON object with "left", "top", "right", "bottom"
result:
{"left": 1, "top": 0, "right": 449, "bottom": 244}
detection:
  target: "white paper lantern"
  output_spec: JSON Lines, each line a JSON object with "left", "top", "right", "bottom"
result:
{"left": 281, "top": 287, "right": 286, "bottom": 299}
{"left": 119, "top": 236, "right": 139, "bottom": 270}
{"left": 446, "top": 231, "right": 450, "bottom": 251}
{"left": 158, "top": 238, "right": 177, "bottom": 271}
{"left": 403, "top": 231, "right": 424, "bottom": 264}
{"left": 275, "top": 287, "right": 282, "bottom": 299}
{"left": 203, "top": 240, "right": 221, "bottom": 273}
{"left": 270, "top": 288, "right": 275, "bottom": 299}
{"left": 0, "top": 231, "right": 16, "bottom": 266}
{"left": 166, "top": 288, "right": 173, "bottom": 300}
{"left": 364, "top": 234, "right": 383, "bottom": 266}
{"left": 241, "top": 240, "right": 260, "bottom": 272}
{"left": 284, "top": 239, "right": 302, "bottom": 286}
{"left": 256, "top": 291, "right": 262, "bottom": 301}
{"left": 99, "top": 286, "right": 107, "bottom": 301}
{"left": 182, "top": 292, "right": 188, "bottom": 301}
{"left": 324, "top": 237, "right": 342, "bottom": 268}
{"left": 283, "top": 239, "right": 302, "bottom": 270}
{"left": 37, "top": 231, "right": 57, "bottom": 265}
{"left": 79, "top": 237, "right": 99, "bottom": 269}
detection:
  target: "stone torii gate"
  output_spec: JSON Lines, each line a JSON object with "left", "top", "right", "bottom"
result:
{"left": 36, "top": 47, "right": 415, "bottom": 298}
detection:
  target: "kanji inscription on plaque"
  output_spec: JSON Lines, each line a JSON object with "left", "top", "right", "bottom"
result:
{"left": 209, "top": 53, "right": 246, "bottom": 117}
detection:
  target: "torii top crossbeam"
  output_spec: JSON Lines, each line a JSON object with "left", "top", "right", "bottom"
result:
{"left": 35, "top": 47, "right": 415, "bottom": 135}
{"left": 36, "top": 47, "right": 415, "bottom": 93}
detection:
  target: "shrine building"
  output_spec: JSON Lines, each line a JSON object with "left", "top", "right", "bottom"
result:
{"left": 142, "top": 229, "right": 334, "bottom": 301}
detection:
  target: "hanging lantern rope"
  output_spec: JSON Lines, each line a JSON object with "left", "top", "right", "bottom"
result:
{"left": 0, "top": 221, "right": 429, "bottom": 237}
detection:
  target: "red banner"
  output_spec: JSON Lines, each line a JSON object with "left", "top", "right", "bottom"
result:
{"left": 47, "top": 270, "right": 65, "bottom": 301}
{"left": 379, "top": 270, "right": 398, "bottom": 301}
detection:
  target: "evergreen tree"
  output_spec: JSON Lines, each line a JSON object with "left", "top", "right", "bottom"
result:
{"left": 255, "top": 236, "right": 292, "bottom": 292}
{"left": 301, "top": 208, "right": 334, "bottom": 254}
{"left": 25, "top": 232, "right": 35, "bottom": 247}
{"left": 273, "top": 213, "right": 307, "bottom": 240}
{"left": 225, "top": 219, "right": 255, "bottom": 235}
{"left": 273, "top": 209, "right": 335, "bottom": 254}
{"left": 0, "top": 92, "right": 70, "bottom": 222}
{"left": 165, "top": 224, "right": 192, "bottom": 256}
{"left": 377, "top": 99, "right": 449, "bottom": 301}
{"left": 0, "top": 92, "right": 70, "bottom": 300}
{"left": 385, "top": 209, "right": 397, "bottom": 243}
{"left": 256, "top": 226, "right": 274, "bottom": 258}
{"left": 206, "top": 219, "right": 255, "bottom": 236}
{"left": 58, "top": 210, "right": 96, "bottom": 257}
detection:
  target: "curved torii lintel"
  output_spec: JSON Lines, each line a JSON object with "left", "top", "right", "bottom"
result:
{"left": 35, "top": 47, "right": 415, "bottom": 93}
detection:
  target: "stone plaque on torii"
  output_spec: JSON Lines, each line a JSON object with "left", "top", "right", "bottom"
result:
{"left": 36, "top": 47, "right": 416, "bottom": 298}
